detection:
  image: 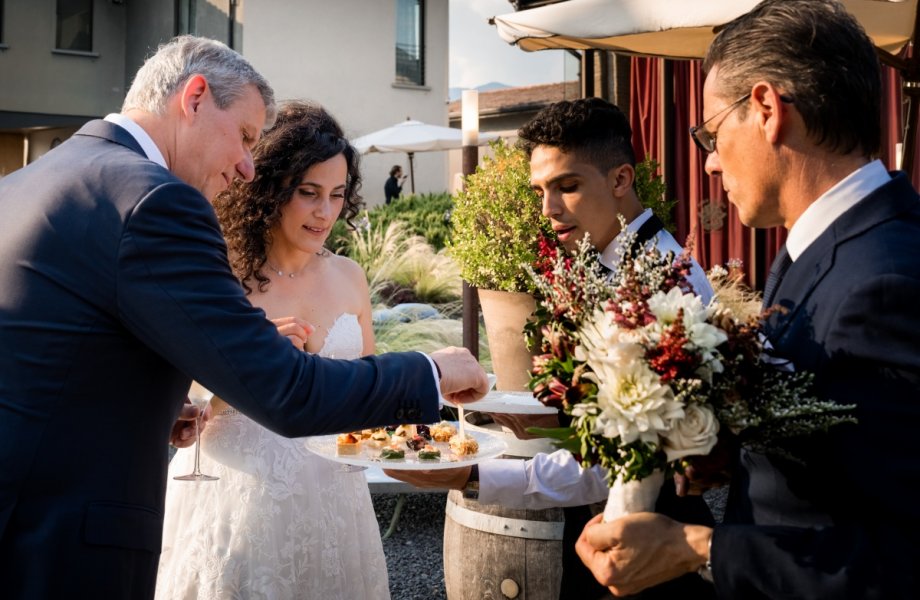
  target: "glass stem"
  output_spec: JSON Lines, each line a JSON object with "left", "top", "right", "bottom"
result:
{"left": 192, "top": 416, "right": 202, "bottom": 475}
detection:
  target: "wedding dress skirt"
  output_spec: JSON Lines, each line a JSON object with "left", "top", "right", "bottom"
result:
{"left": 156, "top": 314, "right": 390, "bottom": 600}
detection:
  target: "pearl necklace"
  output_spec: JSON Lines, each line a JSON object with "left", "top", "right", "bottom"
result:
{"left": 265, "top": 260, "right": 298, "bottom": 278}
{"left": 265, "top": 249, "right": 329, "bottom": 278}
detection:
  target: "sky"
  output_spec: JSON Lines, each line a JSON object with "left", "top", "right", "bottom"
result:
{"left": 449, "top": 0, "right": 568, "bottom": 89}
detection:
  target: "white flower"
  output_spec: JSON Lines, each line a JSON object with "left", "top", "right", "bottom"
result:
{"left": 574, "top": 309, "right": 644, "bottom": 370}
{"left": 647, "top": 287, "right": 706, "bottom": 325}
{"left": 585, "top": 357, "right": 685, "bottom": 446}
{"left": 661, "top": 403, "right": 720, "bottom": 462}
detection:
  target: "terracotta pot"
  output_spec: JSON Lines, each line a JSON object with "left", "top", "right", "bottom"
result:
{"left": 477, "top": 289, "right": 537, "bottom": 392}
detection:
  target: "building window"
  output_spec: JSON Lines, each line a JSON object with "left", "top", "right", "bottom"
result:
{"left": 395, "top": 0, "right": 424, "bottom": 86}
{"left": 56, "top": 0, "right": 93, "bottom": 52}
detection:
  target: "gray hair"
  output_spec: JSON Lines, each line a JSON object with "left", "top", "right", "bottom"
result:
{"left": 123, "top": 35, "right": 277, "bottom": 127}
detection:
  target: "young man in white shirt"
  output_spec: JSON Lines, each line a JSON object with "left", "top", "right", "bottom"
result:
{"left": 391, "top": 98, "right": 715, "bottom": 600}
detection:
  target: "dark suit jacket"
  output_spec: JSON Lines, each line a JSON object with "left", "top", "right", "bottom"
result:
{"left": 0, "top": 120, "right": 440, "bottom": 598}
{"left": 715, "top": 173, "right": 920, "bottom": 598}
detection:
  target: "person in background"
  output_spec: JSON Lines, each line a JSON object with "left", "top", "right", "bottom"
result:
{"left": 157, "top": 101, "right": 391, "bottom": 599}
{"left": 385, "top": 164, "right": 407, "bottom": 204}
{"left": 577, "top": 1, "right": 920, "bottom": 597}
{"left": 390, "top": 98, "right": 715, "bottom": 600}
{"left": 0, "top": 35, "right": 486, "bottom": 599}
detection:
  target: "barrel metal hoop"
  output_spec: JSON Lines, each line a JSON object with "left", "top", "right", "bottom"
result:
{"left": 445, "top": 496, "right": 565, "bottom": 541}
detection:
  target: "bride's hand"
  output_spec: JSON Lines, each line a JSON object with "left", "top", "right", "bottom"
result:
{"left": 271, "top": 316, "right": 315, "bottom": 350}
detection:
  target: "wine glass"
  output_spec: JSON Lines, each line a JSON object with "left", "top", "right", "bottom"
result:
{"left": 174, "top": 381, "right": 219, "bottom": 481}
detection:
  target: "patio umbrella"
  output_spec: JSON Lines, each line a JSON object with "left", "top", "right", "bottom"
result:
{"left": 492, "top": 0, "right": 920, "bottom": 166}
{"left": 493, "top": 0, "right": 915, "bottom": 58}
{"left": 352, "top": 119, "right": 499, "bottom": 193}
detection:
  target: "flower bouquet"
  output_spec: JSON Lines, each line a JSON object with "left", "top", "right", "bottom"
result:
{"left": 526, "top": 224, "right": 856, "bottom": 522}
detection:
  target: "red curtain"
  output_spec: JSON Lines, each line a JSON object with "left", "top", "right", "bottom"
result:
{"left": 630, "top": 57, "right": 660, "bottom": 166}
{"left": 629, "top": 55, "right": 912, "bottom": 290}
{"left": 630, "top": 57, "right": 766, "bottom": 288}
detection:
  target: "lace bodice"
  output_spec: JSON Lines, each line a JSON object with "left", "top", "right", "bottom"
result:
{"left": 156, "top": 314, "right": 389, "bottom": 600}
{"left": 318, "top": 312, "right": 364, "bottom": 359}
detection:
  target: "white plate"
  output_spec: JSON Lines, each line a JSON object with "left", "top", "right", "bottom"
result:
{"left": 303, "top": 426, "right": 507, "bottom": 471}
{"left": 463, "top": 415, "right": 560, "bottom": 458}
{"left": 443, "top": 391, "right": 558, "bottom": 415}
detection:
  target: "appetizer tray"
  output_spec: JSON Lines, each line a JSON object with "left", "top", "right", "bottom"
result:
{"left": 304, "top": 425, "right": 507, "bottom": 471}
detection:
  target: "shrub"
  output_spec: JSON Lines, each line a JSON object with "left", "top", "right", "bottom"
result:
{"left": 346, "top": 220, "right": 461, "bottom": 306}
{"left": 448, "top": 139, "right": 553, "bottom": 293}
{"left": 329, "top": 192, "right": 453, "bottom": 253}
{"left": 634, "top": 156, "right": 678, "bottom": 234}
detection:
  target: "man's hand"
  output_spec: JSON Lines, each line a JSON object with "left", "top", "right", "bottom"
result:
{"left": 271, "top": 316, "right": 314, "bottom": 349}
{"left": 430, "top": 347, "right": 489, "bottom": 403}
{"left": 383, "top": 466, "right": 471, "bottom": 490}
{"left": 576, "top": 512, "right": 711, "bottom": 596}
{"left": 169, "top": 401, "right": 212, "bottom": 448}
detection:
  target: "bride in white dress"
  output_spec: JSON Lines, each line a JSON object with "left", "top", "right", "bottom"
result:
{"left": 156, "top": 102, "right": 388, "bottom": 600}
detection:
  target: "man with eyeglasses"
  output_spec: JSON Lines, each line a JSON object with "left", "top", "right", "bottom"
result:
{"left": 575, "top": 0, "right": 920, "bottom": 598}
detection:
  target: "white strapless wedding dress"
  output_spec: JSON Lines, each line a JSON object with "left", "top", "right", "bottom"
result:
{"left": 156, "top": 314, "right": 390, "bottom": 600}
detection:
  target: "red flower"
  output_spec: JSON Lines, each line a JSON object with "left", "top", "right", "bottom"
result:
{"left": 645, "top": 310, "right": 700, "bottom": 382}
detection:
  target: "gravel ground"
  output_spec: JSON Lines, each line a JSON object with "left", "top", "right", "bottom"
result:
{"left": 373, "top": 492, "right": 449, "bottom": 600}
{"left": 373, "top": 487, "right": 730, "bottom": 600}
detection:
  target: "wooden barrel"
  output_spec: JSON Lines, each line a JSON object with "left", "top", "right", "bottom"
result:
{"left": 443, "top": 489, "right": 564, "bottom": 600}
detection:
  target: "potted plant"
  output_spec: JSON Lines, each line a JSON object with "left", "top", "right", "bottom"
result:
{"left": 449, "top": 139, "right": 553, "bottom": 390}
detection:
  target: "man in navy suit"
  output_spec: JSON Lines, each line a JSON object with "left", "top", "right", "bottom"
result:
{"left": 575, "top": 1, "right": 920, "bottom": 598}
{"left": 0, "top": 36, "right": 487, "bottom": 599}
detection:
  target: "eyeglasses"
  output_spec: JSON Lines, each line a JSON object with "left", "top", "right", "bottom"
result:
{"left": 689, "top": 93, "right": 751, "bottom": 153}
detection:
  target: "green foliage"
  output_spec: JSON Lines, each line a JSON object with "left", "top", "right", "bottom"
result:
{"left": 448, "top": 139, "right": 553, "bottom": 293}
{"left": 328, "top": 192, "right": 454, "bottom": 253}
{"left": 634, "top": 156, "right": 678, "bottom": 234}
{"left": 344, "top": 220, "right": 461, "bottom": 306}
{"left": 374, "top": 318, "right": 492, "bottom": 372}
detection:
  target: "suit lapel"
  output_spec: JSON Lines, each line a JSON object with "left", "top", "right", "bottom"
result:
{"left": 766, "top": 173, "right": 918, "bottom": 338}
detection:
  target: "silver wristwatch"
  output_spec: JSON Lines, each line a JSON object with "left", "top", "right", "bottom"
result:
{"left": 697, "top": 535, "right": 714, "bottom": 583}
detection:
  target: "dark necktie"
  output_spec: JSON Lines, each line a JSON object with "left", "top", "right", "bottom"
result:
{"left": 762, "top": 245, "right": 792, "bottom": 308}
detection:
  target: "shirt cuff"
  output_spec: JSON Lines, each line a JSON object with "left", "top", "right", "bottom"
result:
{"left": 418, "top": 352, "right": 444, "bottom": 407}
{"left": 477, "top": 458, "right": 529, "bottom": 506}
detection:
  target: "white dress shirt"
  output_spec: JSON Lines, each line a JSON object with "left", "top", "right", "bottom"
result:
{"left": 104, "top": 113, "right": 167, "bottom": 169}
{"left": 785, "top": 159, "right": 890, "bottom": 261}
{"left": 478, "top": 217, "right": 714, "bottom": 509}
{"left": 601, "top": 208, "right": 713, "bottom": 303}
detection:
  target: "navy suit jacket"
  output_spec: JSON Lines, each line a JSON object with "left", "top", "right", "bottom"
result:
{"left": 714, "top": 173, "right": 920, "bottom": 598}
{"left": 0, "top": 120, "right": 440, "bottom": 598}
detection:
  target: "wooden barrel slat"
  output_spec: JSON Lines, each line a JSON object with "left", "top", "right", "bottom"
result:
{"left": 444, "top": 490, "right": 563, "bottom": 600}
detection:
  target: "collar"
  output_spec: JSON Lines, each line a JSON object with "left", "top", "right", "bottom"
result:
{"left": 599, "top": 208, "right": 652, "bottom": 271}
{"left": 785, "top": 159, "right": 890, "bottom": 261}
{"left": 103, "top": 113, "right": 168, "bottom": 169}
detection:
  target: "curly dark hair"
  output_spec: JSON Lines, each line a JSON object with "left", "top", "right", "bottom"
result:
{"left": 213, "top": 100, "right": 363, "bottom": 294}
{"left": 517, "top": 97, "right": 635, "bottom": 173}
